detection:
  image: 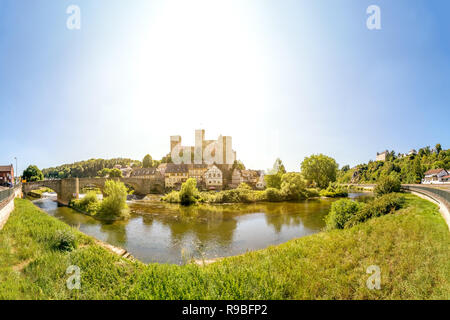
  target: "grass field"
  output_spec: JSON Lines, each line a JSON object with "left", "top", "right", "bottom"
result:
{"left": 0, "top": 195, "right": 449, "bottom": 299}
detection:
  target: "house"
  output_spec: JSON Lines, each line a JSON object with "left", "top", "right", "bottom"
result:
{"left": 408, "top": 149, "right": 418, "bottom": 156}
{"left": 376, "top": 150, "right": 389, "bottom": 162}
{"left": 156, "top": 163, "right": 169, "bottom": 175}
{"left": 442, "top": 175, "right": 450, "bottom": 183}
{"left": 0, "top": 165, "right": 14, "bottom": 185}
{"left": 130, "top": 167, "right": 157, "bottom": 179}
{"left": 241, "top": 170, "right": 259, "bottom": 188}
{"left": 204, "top": 165, "right": 223, "bottom": 190}
{"left": 164, "top": 164, "right": 189, "bottom": 189}
{"left": 120, "top": 166, "right": 133, "bottom": 178}
{"left": 422, "top": 168, "right": 449, "bottom": 184}
{"left": 187, "top": 164, "right": 208, "bottom": 188}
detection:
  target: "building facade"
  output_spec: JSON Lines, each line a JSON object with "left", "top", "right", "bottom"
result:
{"left": 205, "top": 165, "right": 223, "bottom": 190}
{"left": 0, "top": 165, "right": 14, "bottom": 185}
{"left": 164, "top": 164, "right": 189, "bottom": 189}
{"left": 376, "top": 151, "right": 388, "bottom": 162}
{"left": 422, "top": 169, "right": 449, "bottom": 184}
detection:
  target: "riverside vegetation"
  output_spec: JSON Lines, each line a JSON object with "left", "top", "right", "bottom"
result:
{"left": 69, "top": 180, "right": 130, "bottom": 221}
{"left": 1, "top": 191, "right": 448, "bottom": 299}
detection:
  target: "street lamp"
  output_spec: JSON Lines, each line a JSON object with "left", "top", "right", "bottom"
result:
{"left": 14, "top": 157, "right": 18, "bottom": 185}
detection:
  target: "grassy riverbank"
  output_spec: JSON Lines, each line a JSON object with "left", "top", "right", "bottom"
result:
{"left": 0, "top": 196, "right": 449, "bottom": 299}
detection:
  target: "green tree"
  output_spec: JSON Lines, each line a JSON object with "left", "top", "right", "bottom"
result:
{"left": 143, "top": 154, "right": 153, "bottom": 168}
{"left": 179, "top": 178, "right": 199, "bottom": 205}
{"left": 97, "top": 168, "right": 111, "bottom": 177}
{"left": 280, "top": 172, "right": 307, "bottom": 200}
{"left": 109, "top": 168, "right": 123, "bottom": 178}
{"left": 435, "top": 143, "right": 442, "bottom": 155}
{"left": 374, "top": 175, "right": 401, "bottom": 196}
{"left": 264, "top": 159, "right": 286, "bottom": 189}
{"left": 232, "top": 160, "right": 246, "bottom": 171}
{"left": 97, "top": 180, "right": 129, "bottom": 220}
{"left": 23, "top": 165, "right": 44, "bottom": 182}
{"left": 301, "top": 154, "right": 338, "bottom": 189}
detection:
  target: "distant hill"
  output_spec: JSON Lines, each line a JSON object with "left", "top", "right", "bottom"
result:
{"left": 337, "top": 146, "right": 449, "bottom": 184}
{"left": 42, "top": 158, "right": 142, "bottom": 179}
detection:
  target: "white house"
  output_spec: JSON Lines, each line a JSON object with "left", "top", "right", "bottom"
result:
{"left": 204, "top": 165, "right": 223, "bottom": 190}
{"left": 422, "top": 168, "right": 449, "bottom": 184}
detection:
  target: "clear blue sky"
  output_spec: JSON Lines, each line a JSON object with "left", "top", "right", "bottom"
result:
{"left": 1, "top": 0, "right": 449, "bottom": 174}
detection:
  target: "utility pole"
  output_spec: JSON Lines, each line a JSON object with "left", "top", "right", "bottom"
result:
{"left": 14, "top": 157, "right": 18, "bottom": 185}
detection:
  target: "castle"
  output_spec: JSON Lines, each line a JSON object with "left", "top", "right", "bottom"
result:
{"left": 170, "top": 129, "right": 236, "bottom": 165}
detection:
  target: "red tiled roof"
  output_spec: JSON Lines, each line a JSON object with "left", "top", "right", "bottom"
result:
{"left": 424, "top": 168, "right": 446, "bottom": 175}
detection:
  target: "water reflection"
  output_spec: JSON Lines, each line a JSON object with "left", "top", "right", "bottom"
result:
{"left": 33, "top": 192, "right": 373, "bottom": 264}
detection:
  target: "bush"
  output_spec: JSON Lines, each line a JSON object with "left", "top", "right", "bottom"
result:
{"left": 264, "top": 188, "right": 284, "bottom": 202}
{"left": 280, "top": 173, "right": 307, "bottom": 200}
{"left": 162, "top": 191, "right": 181, "bottom": 203}
{"left": 97, "top": 180, "right": 130, "bottom": 220}
{"left": 319, "top": 182, "right": 349, "bottom": 198}
{"left": 346, "top": 193, "right": 404, "bottom": 228}
{"left": 52, "top": 230, "right": 77, "bottom": 252}
{"left": 179, "top": 178, "right": 199, "bottom": 205}
{"left": 69, "top": 191, "right": 100, "bottom": 214}
{"left": 374, "top": 175, "right": 401, "bottom": 196}
{"left": 325, "top": 199, "right": 364, "bottom": 230}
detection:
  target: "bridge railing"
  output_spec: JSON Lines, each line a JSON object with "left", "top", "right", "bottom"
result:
{"left": 0, "top": 183, "right": 20, "bottom": 203}
{"left": 402, "top": 185, "right": 450, "bottom": 205}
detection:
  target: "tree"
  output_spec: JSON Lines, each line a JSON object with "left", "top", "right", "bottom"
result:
{"left": 98, "top": 168, "right": 111, "bottom": 177}
{"left": 109, "top": 168, "right": 123, "bottom": 178}
{"left": 179, "top": 178, "right": 199, "bottom": 205}
{"left": 435, "top": 143, "right": 442, "bottom": 155}
{"left": 264, "top": 158, "right": 286, "bottom": 189}
{"left": 280, "top": 173, "right": 307, "bottom": 200}
{"left": 301, "top": 154, "right": 338, "bottom": 189}
{"left": 23, "top": 165, "right": 44, "bottom": 182}
{"left": 232, "top": 160, "right": 246, "bottom": 171}
{"left": 374, "top": 175, "right": 401, "bottom": 196}
{"left": 97, "top": 180, "right": 129, "bottom": 220}
{"left": 143, "top": 154, "right": 153, "bottom": 168}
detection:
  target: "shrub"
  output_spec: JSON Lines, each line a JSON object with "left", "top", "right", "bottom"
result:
{"left": 319, "top": 182, "right": 349, "bottom": 198}
{"left": 305, "top": 188, "right": 320, "bottom": 198}
{"left": 69, "top": 191, "right": 100, "bottom": 214}
{"left": 280, "top": 172, "right": 307, "bottom": 200}
{"left": 264, "top": 188, "right": 285, "bottom": 202}
{"left": 346, "top": 193, "right": 404, "bottom": 228}
{"left": 162, "top": 191, "right": 181, "bottom": 203}
{"left": 374, "top": 175, "right": 401, "bottom": 196}
{"left": 325, "top": 199, "right": 364, "bottom": 230}
{"left": 52, "top": 230, "right": 77, "bottom": 252}
{"left": 97, "top": 180, "right": 130, "bottom": 220}
{"left": 179, "top": 178, "right": 199, "bottom": 205}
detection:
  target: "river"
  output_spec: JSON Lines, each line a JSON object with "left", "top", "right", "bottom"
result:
{"left": 32, "top": 192, "right": 373, "bottom": 264}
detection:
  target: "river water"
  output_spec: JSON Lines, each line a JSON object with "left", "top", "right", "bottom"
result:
{"left": 33, "top": 192, "right": 373, "bottom": 264}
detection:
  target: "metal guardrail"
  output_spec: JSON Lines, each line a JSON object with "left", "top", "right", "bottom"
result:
{"left": 0, "top": 183, "right": 21, "bottom": 203}
{"left": 402, "top": 185, "right": 450, "bottom": 205}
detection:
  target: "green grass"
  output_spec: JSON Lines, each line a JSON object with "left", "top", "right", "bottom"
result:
{"left": 0, "top": 195, "right": 449, "bottom": 299}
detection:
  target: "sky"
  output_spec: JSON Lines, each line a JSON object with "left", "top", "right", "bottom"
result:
{"left": 0, "top": 0, "right": 449, "bottom": 174}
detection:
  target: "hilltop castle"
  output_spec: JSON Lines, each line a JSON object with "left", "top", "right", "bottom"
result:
{"left": 170, "top": 129, "right": 236, "bottom": 165}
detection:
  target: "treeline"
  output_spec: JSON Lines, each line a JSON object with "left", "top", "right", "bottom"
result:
{"left": 42, "top": 158, "right": 142, "bottom": 179}
{"left": 338, "top": 144, "right": 449, "bottom": 184}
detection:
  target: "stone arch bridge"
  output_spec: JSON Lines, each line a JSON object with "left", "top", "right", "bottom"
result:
{"left": 23, "top": 177, "right": 164, "bottom": 205}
